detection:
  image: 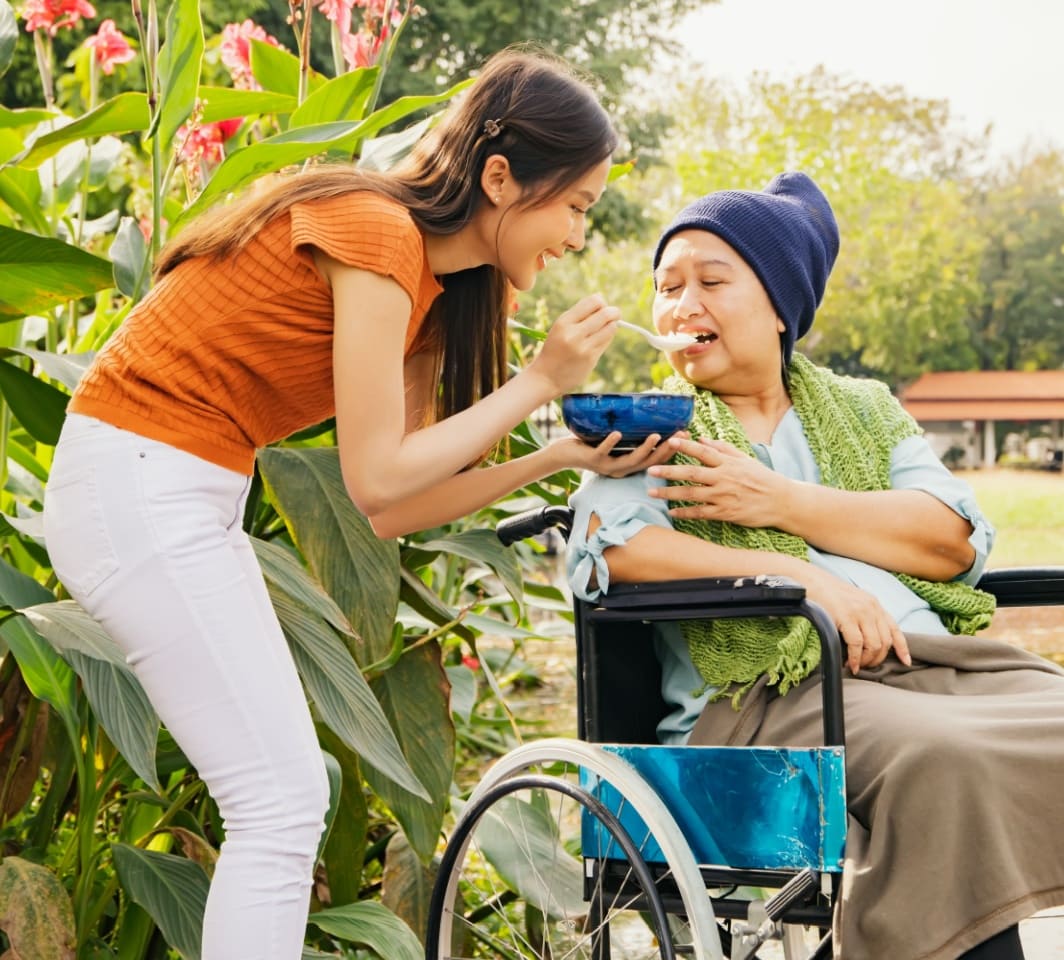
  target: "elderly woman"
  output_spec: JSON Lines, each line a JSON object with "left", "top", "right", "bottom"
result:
{"left": 565, "top": 172, "right": 1064, "bottom": 960}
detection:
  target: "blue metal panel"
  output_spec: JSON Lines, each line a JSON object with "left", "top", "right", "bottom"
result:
{"left": 580, "top": 745, "right": 846, "bottom": 872}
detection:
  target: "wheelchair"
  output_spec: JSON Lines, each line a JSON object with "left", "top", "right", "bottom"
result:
{"left": 425, "top": 503, "right": 1064, "bottom": 960}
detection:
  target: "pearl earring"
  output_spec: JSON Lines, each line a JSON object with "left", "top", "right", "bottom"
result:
{"left": 494, "top": 195, "right": 501, "bottom": 204}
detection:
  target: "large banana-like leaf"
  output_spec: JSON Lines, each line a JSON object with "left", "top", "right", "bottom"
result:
{"left": 112, "top": 844, "right": 208, "bottom": 960}
{"left": 150, "top": 0, "right": 204, "bottom": 154}
{"left": 265, "top": 579, "right": 428, "bottom": 800}
{"left": 177, "top": 80, "right": 470, "bottom": 228}
{"left": 22, "top": 601, "right": 161, "bottom": 791}
{"left": 0, "top": 359, "right": 70, "bottom": 445}
{"left": 5, "top": 93, "right": 150, "bottom": 169}
{"left": 258, "top": 446, "right": 398, "bottom": 663}
{"left": 0, "top": 615, "right": 79, "bottom": 746}
{"left": 290, "top": 67, "right": 378, "bottom": 127}
{"left": 0, "top": 225, "right": 114, "bottom": 320}
{"left": 0, "top": 346, "right": 93, "bottom": 391}
{"left": 308, "top": 900, "right": 422, "bottom": 960}
{"left": 197, "top": 86, "right": 297, "bottom": 123}
{"left": 316, "top": 726, "right": 369, "bottom": 907}
{"left": 363, "top": 644, "right": 454, "bottom": 861}
{"left": 406, "top": 528, "right": 525, "bottom": 605}
{"left": 381, "top": 830, "right": 434, "bottom": 948}
{"left": 0, "top": 857, "right": 76, "bottom": 960}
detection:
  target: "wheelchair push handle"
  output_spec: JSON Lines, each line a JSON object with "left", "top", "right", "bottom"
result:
{"left": 495, "top": 505, "right": 574, "bottom": 546}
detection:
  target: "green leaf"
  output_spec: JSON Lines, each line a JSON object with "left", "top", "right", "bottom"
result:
{"left": 363, "top": 644, "right": 454, "bottom": 861}
{"left": 0, "top": 554, "right": 53, "bottom": 609}
{"left": 0, "top": 225, "right": 114, "bottom": 319}
{"left": 112, "top": 844, "right": 208, "bottom": 960}
{"left": 317, "top": 750, "right": 342, "bottom": 863}
{"left": 177, "top": 80, "right": 468, "bottom": 228}
{"left": 0, "top": 615, "right": 79, "bottom": 745}
{"left": 0, "top": 359, "right": 70, "bottom": 445}
{"left": 258, "top": 447, "right": 399, "bottom": 663}
{"left": 316, "top": 727, "right": 369, "bottom": 906}
{"left": 9, "top": 94, "right": 150, "bottom": 168}
{"left": 261, "top": 553, "right": 428, "bottom": 800}
{"left": 248, "top": 37, "right": 324, "bottom": 98}
{"left": 0, "top": 857, "right": 76, "bottom": 960}
{"left": 110, "top": 216, "right": 150, "bottom": 303}
{"left": 608, "top": 159, "right": 636, "bottom": 183}
{"left": 308, "top": 901, "right": 422, "bottom": 960}
{"left": 444, "top": 664, "right": 476, "bottom": 724}
{"left": 450, "top": 793, "right": 586, "bottom": 917}
{"left": 0, "top": 165, "right": 48, "bottom": 233}
{"left": 415, "top": 529, "right": 524, "bottom": 605}
{"left": 0, "top": 105, "right": 55, "bottom": 130}
{"left": 24, "top": 601, "right": 161, "bottom": 791}
{"left": 0, "top": 1, "right": 17, "bottom": 81}
{"left": 381, "top": 830, "right": 434, "bottom": 945}
{"left": 152, "top": 0, "right": 204, "bottom": 154}
{"left": 197, "top": 85, "right": 297, "bottom": 124}
{"left": 0, "top": 347, "right": 93, "bottom": 392}
{"left": 290, "top": 67, "right": 378, "bottom": 128}
{"left": 358, "top": 114, "right": 434, "bottom": 173}
{"left": 251, "top": 537, "right": 353, "bottom": 636}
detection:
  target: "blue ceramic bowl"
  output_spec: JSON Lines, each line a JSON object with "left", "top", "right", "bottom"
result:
{"left": 562, "top": 392, "right": 694, "bottom": 452}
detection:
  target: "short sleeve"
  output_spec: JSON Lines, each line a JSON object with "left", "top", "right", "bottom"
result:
{"left": 566, "top": 471, "right": 674, "bottom": 601}
{"left": 890, "top": 434, "right": 996, "bottom": 584}
{"left": 290, "top": 192, "right": 425, "bottom": 308}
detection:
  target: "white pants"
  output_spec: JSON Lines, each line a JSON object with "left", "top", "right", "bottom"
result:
{"left": 44, "top": 414, "right": 329, "bottom": 960}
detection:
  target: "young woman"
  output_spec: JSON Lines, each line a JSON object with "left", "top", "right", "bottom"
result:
{"left": 43, "top": 48, "right": 672, "bottom": 960}
{"left": 566, "top": 172, "right": 1064, "bottom": 960}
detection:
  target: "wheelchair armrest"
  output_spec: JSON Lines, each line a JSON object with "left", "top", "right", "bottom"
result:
{"left": 590, "top": 576, "right": 846, "bottom": 747}
{"left": 977, "top": 567, "right": 1064, "bottom": 607}
{"left": 597, "top": 575, "right": 807, "bottom": 612}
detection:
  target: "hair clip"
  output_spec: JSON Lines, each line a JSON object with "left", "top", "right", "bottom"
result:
{"left": 483, "top": 118, "right": 504, "bottom": 138}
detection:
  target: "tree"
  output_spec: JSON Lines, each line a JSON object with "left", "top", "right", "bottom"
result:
{"left": 968, "top": 148, "right": 1064, "bottom": 370}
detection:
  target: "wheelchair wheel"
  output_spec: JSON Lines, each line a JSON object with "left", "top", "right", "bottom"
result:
{"left": 427, "top": 739, "right": 723, "bottom": 960}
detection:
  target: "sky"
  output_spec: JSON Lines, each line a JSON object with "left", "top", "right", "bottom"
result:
{"left": 674, "top": 0, "right": 1064, "bottom": 158}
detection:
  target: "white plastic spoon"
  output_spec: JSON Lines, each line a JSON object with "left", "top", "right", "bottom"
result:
{"left": 617, "top": 319, "right": 697, "bottom": 352}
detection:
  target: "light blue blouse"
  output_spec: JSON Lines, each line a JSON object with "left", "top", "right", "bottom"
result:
{"left": 565, "top": 407, "right": 995, "bottom": 744}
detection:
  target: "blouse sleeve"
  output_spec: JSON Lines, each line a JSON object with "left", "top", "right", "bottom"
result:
{"left": 289, "top": 192, "right": 425, "bottom": 308}
{"left": 890, "top": 435, "right": 996, "bottom": 585}
{"left": 565, "top": 471, "right": 674, "bottom": 601}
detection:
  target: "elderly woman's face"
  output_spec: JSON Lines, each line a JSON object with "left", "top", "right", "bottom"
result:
{"left": 652, "top": 229, "right": 785, "bottom": 393}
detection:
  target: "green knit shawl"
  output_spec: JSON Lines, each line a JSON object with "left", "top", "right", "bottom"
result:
{"left": 663, "top": 354, "right": 996, "bottom": 705}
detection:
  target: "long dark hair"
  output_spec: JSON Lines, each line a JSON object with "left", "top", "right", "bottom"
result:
{"left": 155, "top": 47, "right": 618, "bottom": 426}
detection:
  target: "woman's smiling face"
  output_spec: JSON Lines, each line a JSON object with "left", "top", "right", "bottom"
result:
{"left": 652, "top": 229, "right": 785, "bottom": 393}
{"left": 494, "top": 157, "right": 612, "bottom": 291}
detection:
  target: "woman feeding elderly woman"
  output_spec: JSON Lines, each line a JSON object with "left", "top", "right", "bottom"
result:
{"left": 565, "top": 171, "right": 1064, "bottom": 960}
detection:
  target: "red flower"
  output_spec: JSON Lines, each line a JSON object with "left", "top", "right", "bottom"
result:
{"left": 85, "top": 19, "right": 135, "bottom": 74}
{"left": 461, "top": 655, "right": 480, "bottom": 671}
{"left": 219, "top": 19, "right": 279, "bottom": 90}
{"left": 21, "top": 0, "right": 96, "bottom": 35}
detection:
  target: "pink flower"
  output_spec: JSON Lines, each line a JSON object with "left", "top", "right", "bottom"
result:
{"left": 340, "top": 28, "right": 381, "bottom": 69}
{"left": 219, "top": 19, "right": 279, "bottom": 90}
{"left": 85, "top": 19, "right": 135, "bottom": 74}
{"left": 177, "top": 118, "right": 244, "bottom": 178}
{"left": 21, "top": 0, "right": 96, "bottom": 35}
{"left": 316, "top": 0, "right": 356, "bottom": 36}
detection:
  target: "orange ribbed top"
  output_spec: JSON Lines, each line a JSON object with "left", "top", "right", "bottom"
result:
{"left": 70, "top": 191, "right": 444, "bottom": 475}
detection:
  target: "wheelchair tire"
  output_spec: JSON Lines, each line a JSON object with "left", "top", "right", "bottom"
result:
{"left": 426, "top": 738, "right": 724, "bottom": 960}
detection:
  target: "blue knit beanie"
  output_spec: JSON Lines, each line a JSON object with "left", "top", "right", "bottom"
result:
{"left": 652, "top": 172, "right": 840, "bottom": 360}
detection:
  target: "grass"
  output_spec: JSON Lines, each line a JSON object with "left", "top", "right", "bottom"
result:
{"left": 958, "top": 469, "right": 1064, "bottom": 568}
